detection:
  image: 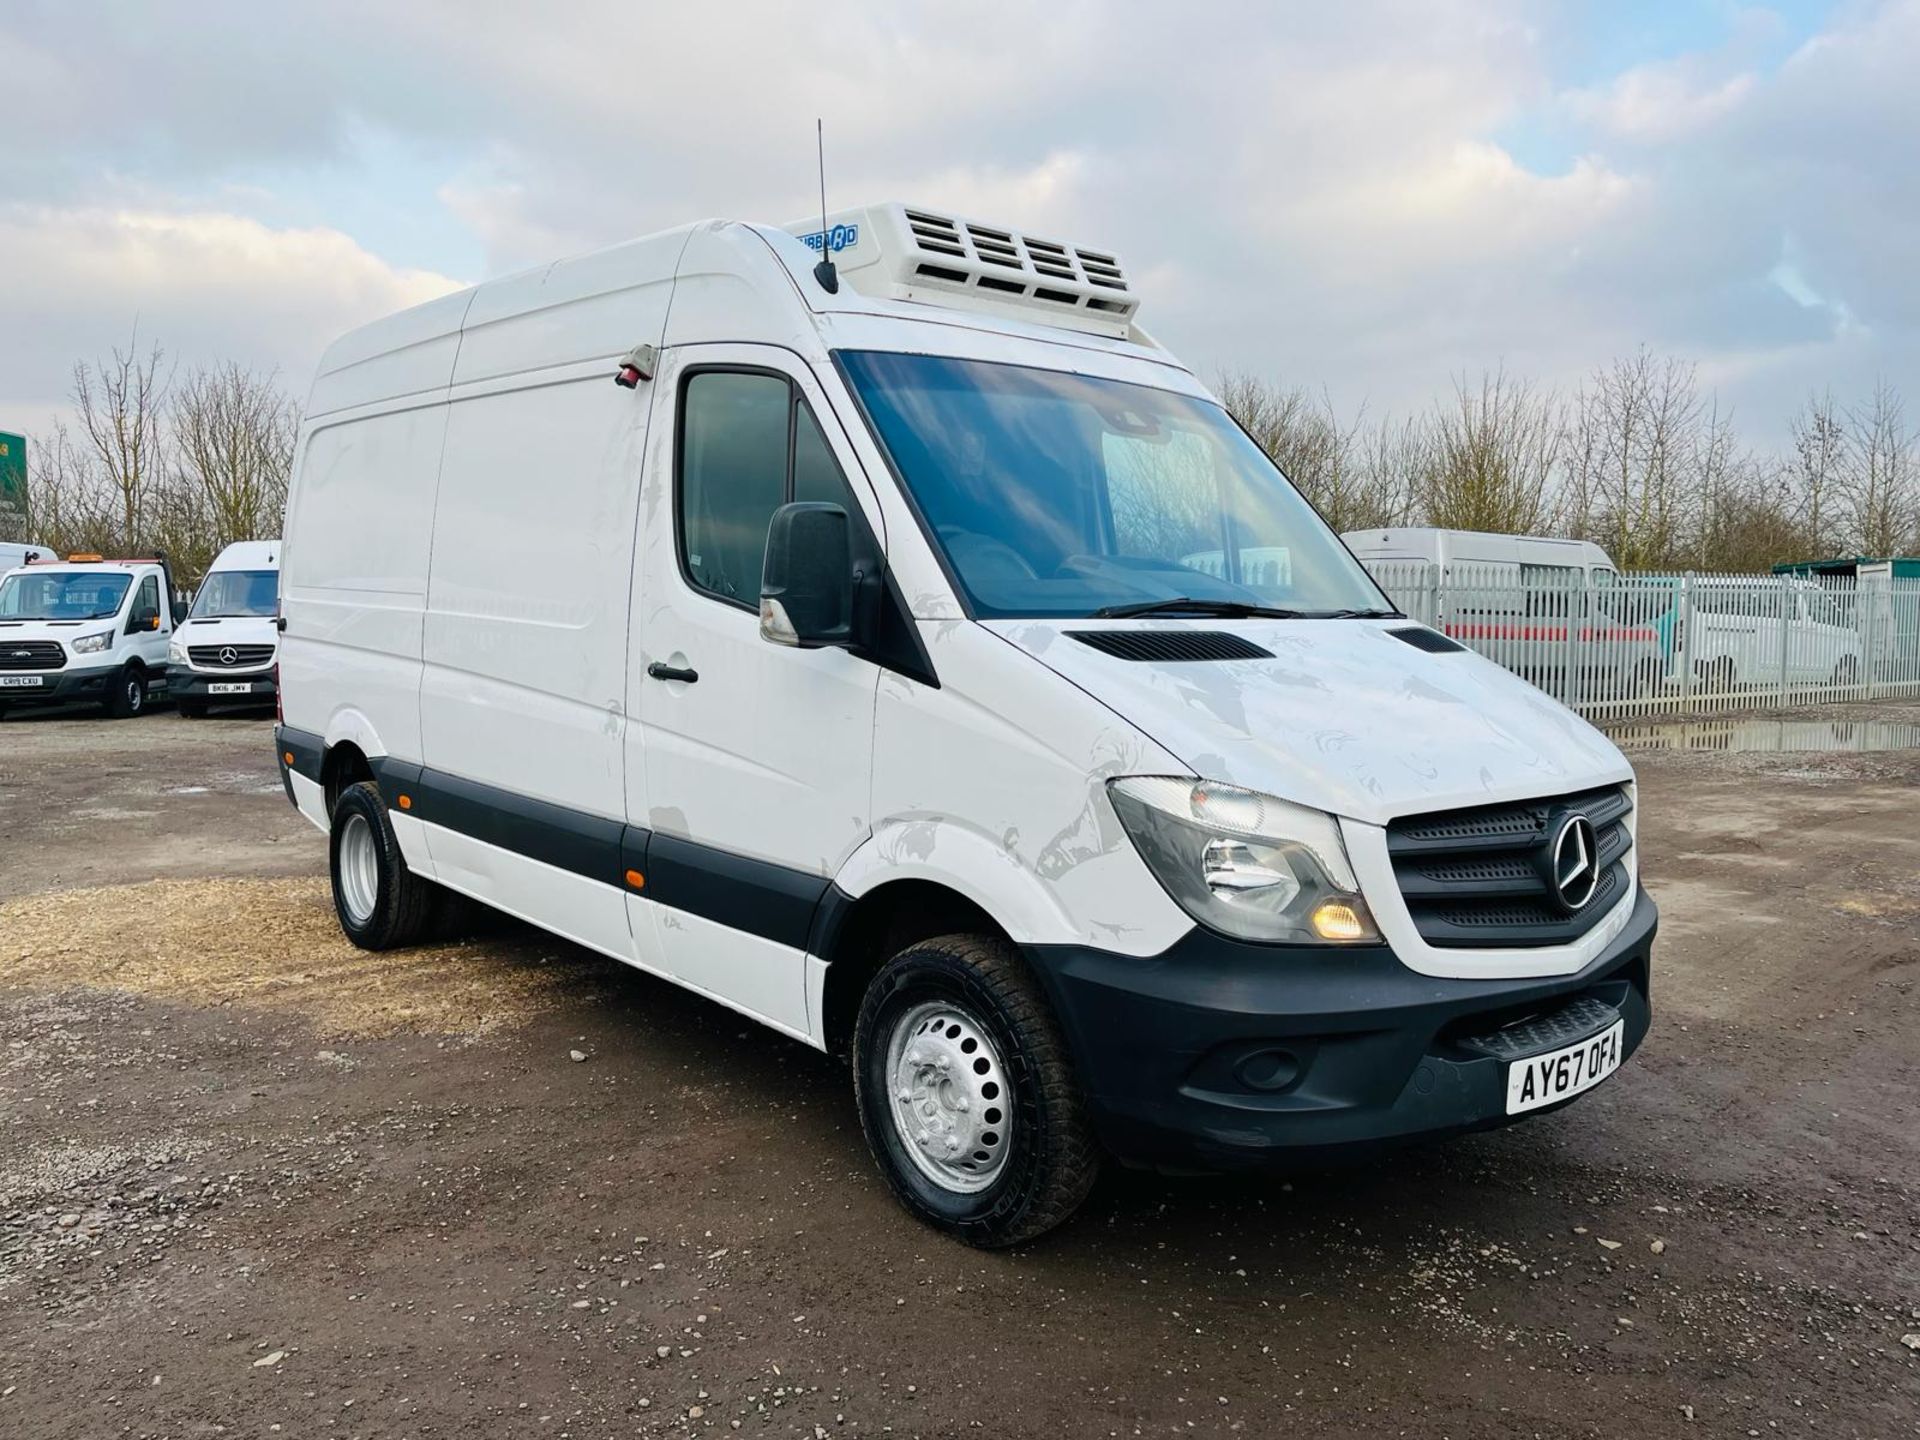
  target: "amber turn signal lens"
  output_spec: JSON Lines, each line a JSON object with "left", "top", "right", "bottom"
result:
{"left": 1309, "top": 900, "right": 1372, "bottom": 942}
{"left": 624, "top": 869, "right": 646, "bottom": 890}
{"left": 397, "top": 794, "right": 412, "bottom": 810}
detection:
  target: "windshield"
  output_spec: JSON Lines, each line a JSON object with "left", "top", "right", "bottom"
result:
{"left": 838, "top": 351, "right": 1389, "bottom": 620}
{"left": 0, "top": 570, "right": 132, "bottom": 620}
{"left": 189, "top": 568, "right": 278, "bottom": 618}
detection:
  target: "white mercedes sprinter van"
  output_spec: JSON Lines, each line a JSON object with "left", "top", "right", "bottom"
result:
{"left": 0, "top": 553, "right": 180, "bottom": 718}
{"left": 169, "top": 539, "right": 281, "bottom": 716}
{"left": 277, "top": 204, "right": 1655, "bottom": 1245}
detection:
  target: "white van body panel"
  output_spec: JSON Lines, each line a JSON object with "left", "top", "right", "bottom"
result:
{"left": 308, "top": 289, "right": 474, "bottom": 417}
{"left": 281, "top": 399, "right": 449, "bottom": 766}
{"left": 852, "top": 621, "right": 1196, "bottom": 956}
{"left": 422, "top": 357, "right": 649, "bottom": 814}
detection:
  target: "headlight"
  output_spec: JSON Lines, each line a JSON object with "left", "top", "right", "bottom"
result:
{"left": 168, "top": 637, "right": 187, "bottom": 663}
{"left": 1107, "top": 777, "right": 1381, "bottom": 944}
{"left": 70, "top": 631, "right": 112, "bottom": 655}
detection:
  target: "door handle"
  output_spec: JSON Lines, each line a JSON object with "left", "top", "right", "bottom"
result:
{"left": 646, "top": 662, "right": 699, "bottom": 684}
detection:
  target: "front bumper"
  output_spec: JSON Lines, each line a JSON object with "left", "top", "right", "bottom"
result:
{"left": 0, "top": 663, "right": 133, "bottom": 705}
{"left": 172, "top": 668, "right": 277, "bottom": 702}
{"left": 1022, "top": 886, "right": 1656, "bottom": 1172}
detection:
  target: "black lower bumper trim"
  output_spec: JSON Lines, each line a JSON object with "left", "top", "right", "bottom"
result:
{"left": 1022, "top": 888, "right": 1657, "bottom": 1172}
{"left": 0, "top": 665, "right": 139, "bottom": 705}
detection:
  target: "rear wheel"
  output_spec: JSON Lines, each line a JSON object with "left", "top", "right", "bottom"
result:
{"left": 853, "top": 933, "right": 1098, "bottom": 1247}
{"left": 104, "top": 665, "right": 147, "bottom": 719}
{"left": 328, "top": 780, "right": 435, "bottom": 949}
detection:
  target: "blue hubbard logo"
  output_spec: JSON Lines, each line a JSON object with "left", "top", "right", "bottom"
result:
{"left": 799, "top": 223, "right": 860, "bottom": 255}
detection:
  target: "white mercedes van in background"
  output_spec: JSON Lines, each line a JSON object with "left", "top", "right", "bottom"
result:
{"left": 169, "top": 539, "right": 281, "bottom": 716}
{"left": 0, "top": 553, "right": 180, "bottom": 718}
{"left": 276, "top": 203, "right": 1656, "bottom": 1245}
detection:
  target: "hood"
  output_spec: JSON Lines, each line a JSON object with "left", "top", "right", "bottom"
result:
{"left": 178, "top": 615, "right": 277, "bottom": 644}
{"left": 0, "top": 618, "right": 112, "bottom": 647}
{"left": 986, "top": 619, "right": 1632, "bottom": 827}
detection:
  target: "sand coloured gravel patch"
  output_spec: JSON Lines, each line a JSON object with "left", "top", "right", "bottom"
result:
{"left": 0, "top": 876, "right": 603, "bottom": 1036}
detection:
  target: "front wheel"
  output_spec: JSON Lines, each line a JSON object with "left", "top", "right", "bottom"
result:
{"left": 853, "top": 934, "right": 1099, "bottom": 1247}
{"left": 104, "top": 665, "right": 147, "bottom": 719}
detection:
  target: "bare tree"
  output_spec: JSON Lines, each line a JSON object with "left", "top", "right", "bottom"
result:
{"left": 172, "top": 363, "right": 299, "bottom": 558}
{"left": 1217, "top": 371, "right": 1411, "bottom": 532}
{"left": 1567, "top": 350, "right": 1703, "bottom": 569}
{"left": 1838, "top": 380, "right": 1915, "bottom": 556}
{"left": 1789, "top": 389, "right": 1844, "bottom": 559}
{"left": 1420, "top": 369, "right": 1561, "bottom": 534}
{"left": 71, "top": 332, "right": 168, "bottom": 549}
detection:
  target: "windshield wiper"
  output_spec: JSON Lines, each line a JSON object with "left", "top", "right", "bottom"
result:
{"left": 1093, "top": 597, "right": 1311, "bottom": 620}
{"left": 1307, "top": 607, "right": 1405, "bottom": 620}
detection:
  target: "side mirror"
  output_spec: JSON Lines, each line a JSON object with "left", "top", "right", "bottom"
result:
{"left": 760, "top": 502, "right": 853, "bottom": 648}
{"left": 131, "top": 606, "right": 160, "bottom": 632}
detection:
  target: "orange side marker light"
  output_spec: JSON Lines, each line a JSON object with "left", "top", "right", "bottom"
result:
{"left": 282, "top": 751, "right": 294, "bottom": 766}
{"left": 625, "top": 869, "right": 646, "bottom": 890}
{"left": 397, "top": 794, "right": 413, "bottom": 811}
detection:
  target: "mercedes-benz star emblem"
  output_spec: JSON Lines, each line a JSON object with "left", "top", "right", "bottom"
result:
{"left": 219, "top": 646, "right": 238, "bottom": 666}
{"left": 11, "top": 649, "right": 29, "bottom": 659}
{"left": 1550, "top": 813, "right": 1600, "bottom": 913}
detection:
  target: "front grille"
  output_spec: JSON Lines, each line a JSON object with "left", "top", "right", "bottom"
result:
{"left": 189, "top": 644, "right": 275, "bottom": 669}
{"left": 0, "top": 641, "right": 67, "bottom": 671}
{"left": 1387, "top": 784, "right": 1632, "bottom": 948}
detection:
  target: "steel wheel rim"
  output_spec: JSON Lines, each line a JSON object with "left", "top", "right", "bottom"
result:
{"left": 126, "top": 678, "right": 143, "bottom": 712}
{"left": 338, "top": 813, "right": 380, "bottom": 925}
{"left": 883, "top": 999, "right": 1013, "bottom": 1194}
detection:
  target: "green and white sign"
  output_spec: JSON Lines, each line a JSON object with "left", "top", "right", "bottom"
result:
{"left": 0, "top": 432, "right": 25, "bottom": 541}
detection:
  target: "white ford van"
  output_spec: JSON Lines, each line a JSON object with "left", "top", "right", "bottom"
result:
{"left": 169, "top": 539, "right": 281, "bottom": 716}
{"left": 277, "top": 204, "right": 1655, "bottom": 1245}
{"left": 0, "top": 554, "right": 180, "bottom": 718}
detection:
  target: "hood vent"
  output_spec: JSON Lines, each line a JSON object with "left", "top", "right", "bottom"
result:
{"left": 1069, "top": 630, "right": 1274, "bottom": 663}
{"left": 1388, "top": 626, "right": 1466, "bottom": 655}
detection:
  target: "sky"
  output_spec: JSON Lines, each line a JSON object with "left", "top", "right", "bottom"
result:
{"left": 2, "top": 0, "right": 1915, "bottom": 455}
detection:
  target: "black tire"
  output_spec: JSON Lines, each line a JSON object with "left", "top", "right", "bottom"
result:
{"left": 104, "top": 664, "right": 147, "bottom": 719}
{"left": 177, "top": 699, "right": 209, "bottom": 719}
{"left": 327, "top": 780, "right": 435, "bottom": 950}
{"left": 853, "top": 933, "right": 1098, "bottom": 1248}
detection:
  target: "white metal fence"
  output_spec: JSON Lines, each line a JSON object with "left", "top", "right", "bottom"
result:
{"left": 1362, "top": 561, "right": 1920, "bottom": 722}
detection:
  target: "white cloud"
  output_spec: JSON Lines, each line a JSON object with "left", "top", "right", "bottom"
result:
{"left": 0, "top": 205, "right": 463, "bottom": 431}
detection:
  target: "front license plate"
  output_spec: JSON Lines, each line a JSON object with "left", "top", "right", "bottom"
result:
{"left": 208, "top": 682, "right": 255, "bottom": 694}
{"left": 0, "top": 674, "right": 45, "bottom": 688}
{"left": 1506, "top": 1019, "right": 1624, "bottom": 1115}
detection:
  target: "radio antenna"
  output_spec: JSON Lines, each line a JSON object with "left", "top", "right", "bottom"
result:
{"left": 812, "top": 118, "right": 839, "bottom": 294}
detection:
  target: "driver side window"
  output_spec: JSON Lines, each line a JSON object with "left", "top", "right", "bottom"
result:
{"left": 677, "top": 369, "right": 874, "bottom": 609}
{"left": 129, "top": 574, "right": 160, "bottom": 631}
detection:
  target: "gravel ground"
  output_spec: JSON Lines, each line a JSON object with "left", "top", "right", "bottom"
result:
{"left": 0, "top": 704, "right": 1916, "bottom": 1438}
